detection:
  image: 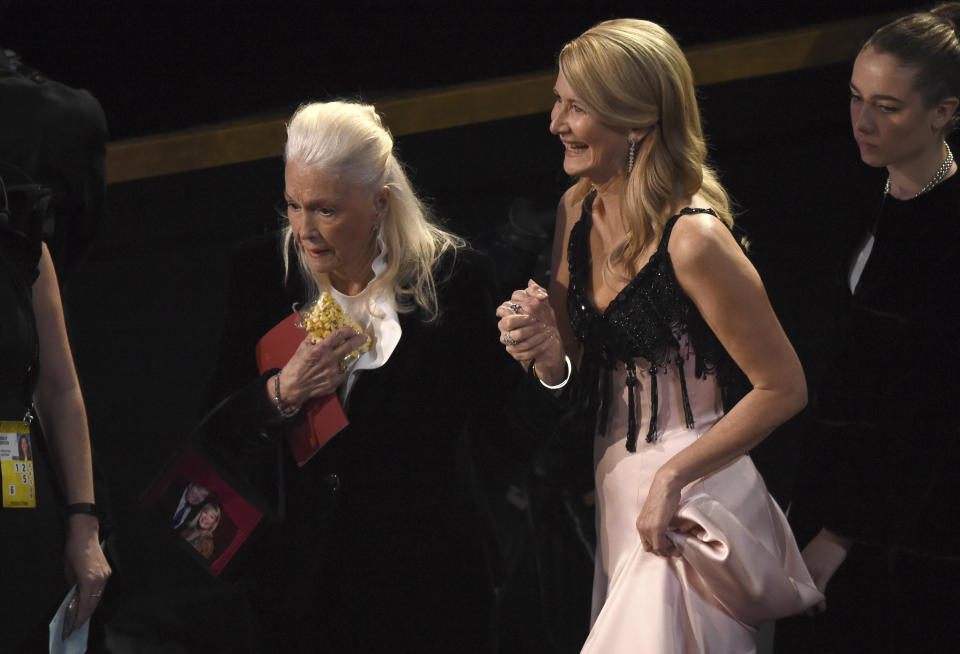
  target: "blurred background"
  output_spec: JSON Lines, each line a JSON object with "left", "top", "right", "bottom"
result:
{"left": 0, "top": 0, "right": 929, "bottom": 647}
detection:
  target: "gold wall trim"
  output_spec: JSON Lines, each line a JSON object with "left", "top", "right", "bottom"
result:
{"left": 105, "top": 12, "right": 895, "bottom": 184}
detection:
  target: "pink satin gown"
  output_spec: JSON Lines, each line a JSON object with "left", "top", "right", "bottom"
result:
{"left": 582, "top": 351, "right": 822, "bottom": 654}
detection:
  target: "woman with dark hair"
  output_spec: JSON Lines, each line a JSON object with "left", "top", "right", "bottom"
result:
{"left": 16, "top": 432, "right": 31, "bottom": 460}
{"left": 786, "top": 4, "right": 960, "bottom": 652}
{"left": 497, "top": 18, "right": 820, "bottom": 653}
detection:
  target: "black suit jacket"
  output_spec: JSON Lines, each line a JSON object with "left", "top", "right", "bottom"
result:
{"left": 203, "top": 234, "right": 565, "bottom": 652}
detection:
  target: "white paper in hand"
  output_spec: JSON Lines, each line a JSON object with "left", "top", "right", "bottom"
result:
{"left": 48, "top": 585, "right": 89, "bottom": 654}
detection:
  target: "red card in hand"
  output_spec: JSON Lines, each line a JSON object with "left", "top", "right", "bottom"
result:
{"left": 255, "top": 313, "right": 348, "bottom": 466}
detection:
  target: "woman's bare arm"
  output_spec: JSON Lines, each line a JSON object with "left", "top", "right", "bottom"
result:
{"left": 636, "top": 212, "right": 807, "bottom": 554}
{"left": 31, "top": 244, "right": 110, "bottom": 628}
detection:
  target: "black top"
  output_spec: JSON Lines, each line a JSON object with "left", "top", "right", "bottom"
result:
{"left": 195, "top": 235, "right": 563, "bottom": 652}
{"left": 0, "top": 216, "right": 69, "bottom": 650}
{"left": 824, "top": 171, "right": 960, "bottom": 416}
{"left": 0, "top": 226, "right": 40, "bottom": 418}
{"left": 566, "top": 190, "right": 742, "bottom": 451}
{"left": 816, "top": 171, "right": 960, "bottom": 553}
{"left": 0, "top": 50, "right": 107, "bottom": 280}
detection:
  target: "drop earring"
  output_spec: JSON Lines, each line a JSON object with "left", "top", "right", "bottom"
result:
{"left": 627, "top": 139, "right": 637, "bottom": 174}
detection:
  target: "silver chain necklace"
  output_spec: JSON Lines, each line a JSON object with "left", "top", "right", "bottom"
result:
{"left": 885, "top": 141, "right": 954, "bottom": 198}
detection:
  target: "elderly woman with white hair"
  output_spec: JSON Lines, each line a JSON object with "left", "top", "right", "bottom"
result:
{"left": 199, "top": 100, "right": 560, "bottom": 653}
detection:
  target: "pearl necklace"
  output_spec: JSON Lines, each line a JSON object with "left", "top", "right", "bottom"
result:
{"left": 885, "top": 141, "right": 954, "bottom": 199}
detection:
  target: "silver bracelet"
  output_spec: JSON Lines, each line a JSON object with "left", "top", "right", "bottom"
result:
{"left": 273, "top": 373, "right": 300, "bottom": 418}
{"left": 536, "top": 355, "right": 572, "bottom": 390}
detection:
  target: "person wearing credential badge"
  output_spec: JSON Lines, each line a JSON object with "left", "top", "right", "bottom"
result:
{"left": 0, "top": 164, "right": 110, "bottom": 648}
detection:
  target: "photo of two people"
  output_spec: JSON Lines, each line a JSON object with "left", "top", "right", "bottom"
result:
{"left": 167, "top": 482, "right": 222, "bottom": 559}
{"left": 142, "top": 449, "right": 262, "bottom": 574}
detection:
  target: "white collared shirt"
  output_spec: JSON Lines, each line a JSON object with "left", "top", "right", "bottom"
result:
{"left": 317, "top": 245, "right": 402, "bottom": 404}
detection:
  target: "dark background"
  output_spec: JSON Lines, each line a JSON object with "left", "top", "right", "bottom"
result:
{"left": 0, "top": 0, "right": 924, "bottom": 519}
{"left": 3, "top": 0, "right": 916, "bottom": 139}
{"left": 2, "top": 0, "right": 918, "bottom": 512}
{"left": 0, "top": 2, "right": 930, "bottom": 645}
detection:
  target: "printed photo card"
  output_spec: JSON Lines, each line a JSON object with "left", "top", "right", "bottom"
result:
{"left": 141, "top": 447, "right": 263, "bottom": 575}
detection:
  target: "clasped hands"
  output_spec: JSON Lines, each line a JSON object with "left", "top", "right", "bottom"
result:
{"left": 498, "top": 283, "right": 695, "bottom": 556}
{"left": 495, "top": 280, "right": 566, "bottom": 385}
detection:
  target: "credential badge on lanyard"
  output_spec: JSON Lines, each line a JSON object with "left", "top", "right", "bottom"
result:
{"left": 0, "top": 420, "right": 36, "bottom": 508}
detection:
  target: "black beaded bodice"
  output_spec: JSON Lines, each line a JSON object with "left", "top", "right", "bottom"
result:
{"left": 567, "top": 190, "right": 738, "bottom": 451}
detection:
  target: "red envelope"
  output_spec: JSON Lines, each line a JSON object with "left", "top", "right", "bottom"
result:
{"left": 255, "top": 313, "right": 348, "bottom": 466}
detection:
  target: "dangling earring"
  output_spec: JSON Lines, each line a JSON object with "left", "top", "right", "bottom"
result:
{"left": 627, "top": 139, "right": 637, "bottom": 174}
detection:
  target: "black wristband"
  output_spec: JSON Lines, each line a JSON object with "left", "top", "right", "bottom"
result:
{"left": 65, "top": 502, "right": 99, "bottom": 519}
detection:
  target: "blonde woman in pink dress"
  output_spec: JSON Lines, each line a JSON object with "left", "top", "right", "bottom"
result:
{"left": 496, "top": 19, "right": 822, "bottom": 653}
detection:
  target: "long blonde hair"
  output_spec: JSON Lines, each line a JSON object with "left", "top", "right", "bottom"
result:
{"left": 283, "top": 101, "right": 464, "bottom": 319}
{"left": 559, "top": 19, "right": 733, "bottom": 274}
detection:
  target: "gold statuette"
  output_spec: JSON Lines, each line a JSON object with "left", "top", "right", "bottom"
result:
{"left": 302, "top": 291, "right": 373, "bottom": 362}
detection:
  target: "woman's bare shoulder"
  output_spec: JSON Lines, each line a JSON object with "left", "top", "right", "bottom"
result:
{"left": 667, "top": 206, "right": 739, "bottom": 269}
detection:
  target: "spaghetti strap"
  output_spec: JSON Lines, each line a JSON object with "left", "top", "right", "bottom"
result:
{"left": 656, "top": 207, "right": 718, "bottom": 255}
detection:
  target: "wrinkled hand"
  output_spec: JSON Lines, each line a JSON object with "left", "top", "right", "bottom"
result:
{"left": 635, "top": 471, "right": 683, "bottom": 557}
{"left": 495, "top": 280, "right": 565, "bottom": 383}
{"left": 277, "top": 326, "right": 369, "bottom": 409}
{"left": 801, "top": 528, "right": 852, "bottom": 613}
{"left": 63, "top": 514, "right": 110, "bottom": 634}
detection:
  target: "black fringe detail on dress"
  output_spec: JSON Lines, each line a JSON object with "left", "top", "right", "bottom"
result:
{"left": 566, "top": 190, "right": 746, "bottom": 453}
{"left": 645, "top": 364, "right": 659, "bottom": 444}
{"left": 598, "top": 365, "right": 610, "bottom": 438}
{"left": 625, "top": 361, "right": 640, "bottom": 452}
{"left": 676, "top": 353, "right": 695, "bottom": 430}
